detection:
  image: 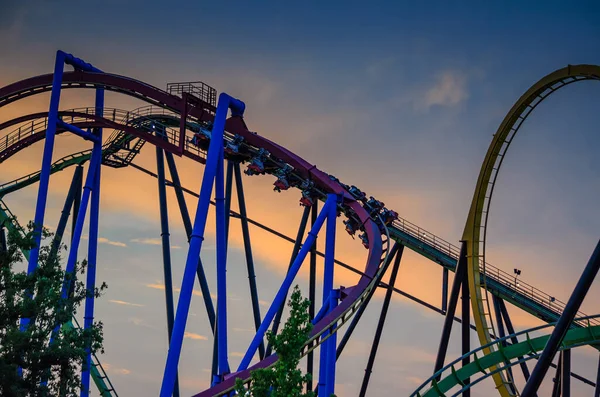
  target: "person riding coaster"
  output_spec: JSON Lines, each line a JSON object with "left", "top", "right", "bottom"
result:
{"left": 358, "top": 232, "right": 369, "bottom": 249}
{"left": 343, "top": 218, "right": 360, "bottom": 237}
{"left": 298, "top": 180, "right": 315, "bottom": 207}
{"left": 189, "top": 123, "right": 212, "bottom": 147}
{"left": 273, "top": 164, "right": 294, "bottom": 192}
{"left": 380, "top": 208, "right": 399, "bottom": 226}
{"left": 348, "top": 185, "right": 366, "bottom": 202}
{"left": 224, "top": 134, "right": 244, "bottom": 155}
{"left": 245, "top": 148, "right": 270, "bottom": 176}
{"left": 364, "top": 196, "right": 385, "bottom": 215}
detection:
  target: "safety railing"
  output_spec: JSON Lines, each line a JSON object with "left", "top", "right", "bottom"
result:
{"left": 167, "top": 81, "right": 217, "bottom": 107}
{"left": 0, "top": 107, "right": 182, "bottom": 158}
{"left": 390, "top": 217, "right": 599, "bottom": 326}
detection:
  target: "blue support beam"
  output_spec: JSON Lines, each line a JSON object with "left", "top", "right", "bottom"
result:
{"left": 48, "top": 165, "right": 83, "bottom": 263}
{"left": 164, "top": 152, "right": 216, "bottom": 331}
{"left": 326, "top": 290, "right": 339, "bottom": 397}
{"left": 522, "top": 239, "right": 600, "bottom": 396}
{"left": 56, "top": 120, "right": 101, "bottom": 143}
{"left": 335, "top": 243, "right": 401, "bottom": 360}
{"left": 308, "top": 201, "right": 318, "bottom": 391}
{"left": 237, "top": 194, "right": 337, "bottom": 372}
{"left": 215, "top": 146, "right": 229, "bottom": 377}
{"left": 562, "top": 349, "right": 571, "bottom": 397}
{"left": 160, "top": 93, "right": 244, "bottom": 396}
{"left": 318, "top": 194, "right": 339, "bottom": 397}
{"left": 49, "top": 136, "right": 102, "bottom": 348}
{"left": 433, "top": 241, "right": 468, "bottom": 378}
{"left": 595, "top": 354, "right": 600, "bottom": 397}
{"left": 156, "top": 146, "right": 179, "bottom": 397}
{"left": 81, "top": 87, "right": 104, "bottom": 396}
{"left": 233, "top": 162, "right": 265, "bottom": 360}
{"left": 359, "top": 245, "right": 404, "bottom": 397}
{"left": 27, "top": 50, "right": 66, "bottom": 279}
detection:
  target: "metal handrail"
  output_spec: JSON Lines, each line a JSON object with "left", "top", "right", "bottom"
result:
{"left": 391, "top": 217, "right": 598, "bottom": 326}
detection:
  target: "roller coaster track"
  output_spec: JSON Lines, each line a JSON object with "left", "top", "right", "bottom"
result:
{"left": 0, "top": 63, "right": 598, "bottom": 396}
{"left": 462, "top": 65, "right": 600, "bottom": 396}
{"left": 412, "top": 315, "right": 600, "bottom": 396}
{"left": 0, "top": 70, "right": 388, "bottom": 397}
{"left": 1, "top": 111, "right": 595, "bottom": 332}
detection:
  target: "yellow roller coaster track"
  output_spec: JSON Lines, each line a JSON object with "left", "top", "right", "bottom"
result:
{"left": 462, "top": 64, "right": 600, "bottom": 397}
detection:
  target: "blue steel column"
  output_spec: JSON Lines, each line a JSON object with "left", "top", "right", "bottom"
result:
{"left": 48, "top": 165, "right": 83, "bottom": 263}
{"left": 335, "top": 243, "right": 401, "bottom": 360}
{"left": 594, "top": 354, "right": 600, "bottom": 397}
{"left": 461, "top": 252, "right": 471, "bottom": 397}
{"left": 308, "top": 201, "right": 318, "bottom": 391}
{"left": 551, "top": 355, "right": 562, "bottom": 397}
{"left": 81, "top": 87, "right": 104, "bottom": 396}
{"left": 492, "top": 296, "right": 515, "bottom": 395}
{"left": 318, "top": 194, "right": 338, "bottom": 397}
{"left": 160, "top": 93, "right": 244, "bottom": 397}
{"left": 433, "top": 240, "right": 468, "bottom": 376}
{"left": 522, "top": 239, "right": 600, "bottom": 397}
{"left": 561, "top": 349, "right": 571, "bottom": 397}
{"left": 27, "top": 50, "right": 65, "bottom": 277}
{"left": 442, "top": 268, "right": 448, "bottom": 314}
{"left": 498, "top": 298, "right": 531, "bottom": 381}
{"left": 164, "top": 152, "right": 216, "bottom": 330}
{"left": 359, "top": 244, "right": 404, "bottom": 397}
{"left": 215, "top": 145, "right": 229, "bottom": 376}
{"left": 49, "top": 140, "right": 102, "bottom": 348}
{"left": 156, "top": 147, "right": 180, "bottom": 397}
{"left": 326, "top": 290, "right": 339, "bottom": 397}
{"left": 238, "top": 195, "right": 335, "bottom": 372}
{"left": 224, "top": 161, "right": 234, "bottom": 244}
{"left": 72, "top": 165, "right": 82, "bottom": 244}
{"left": 233, "top": 162, "right": 264, "bottom": 359}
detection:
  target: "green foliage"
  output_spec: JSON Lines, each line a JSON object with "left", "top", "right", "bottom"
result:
{"left": 235, "top": 285, "right": 314, "bottom": 397}
{"left": 0, "top": 223, "right": 106, "bottom": 396}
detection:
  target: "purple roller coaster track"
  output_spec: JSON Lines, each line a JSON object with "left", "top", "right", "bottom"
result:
{"left": 0, "top": 51, "right": 599, "bottom": 397}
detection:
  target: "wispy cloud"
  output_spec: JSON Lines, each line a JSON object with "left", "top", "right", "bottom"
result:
{"left": 146, "top": 282, "right": 210, "bottom": 298}
{"left": 420, "top": 70, "right": 468, "bottom": 110}
{"left": 184, "top": 332, "right": 207, "bottom": 341}
{"left": 131, "top": 237, "right": 182, "bottom": 249}
{"left": 131, "top": 237, "right": 161, "bottom": 246}
{"left": 109, "top": 299, "right": 144, "bottom": 307}
{"left": 81, "top": 235, "right": 127, "bottom": 247}
{"left": 233, "top": 327, "right": 255, "bottom": 333}
{"left": 230, "top": 352, "right": 245, "bottom": 358}
{"left": 102, "top": 363, "right": 132, "bottom": 376}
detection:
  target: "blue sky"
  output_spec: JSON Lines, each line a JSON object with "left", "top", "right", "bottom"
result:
{"left": 1, "top": 1, "right": 600, "bottom": 395}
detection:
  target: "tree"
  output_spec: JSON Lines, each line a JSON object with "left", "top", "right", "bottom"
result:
{"left": 0, "top": 222, "right": 106, "bottom": 396}
{"left": 235, "top": 285, "right": 314, "bottom": 397}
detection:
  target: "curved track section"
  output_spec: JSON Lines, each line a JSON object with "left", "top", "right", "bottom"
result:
{"left": 2, "top": 64, "right": 598, "bottom": 396}
{"left": 462, "top": 65, "right": 600, "bottom": 396}
{"left": 0, "top": 70, "right": 387, "bottom": 396}
{"left": 412, "top": 315, "right": 600, "bottom": 397}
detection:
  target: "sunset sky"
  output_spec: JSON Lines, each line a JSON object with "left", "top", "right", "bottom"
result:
{"left": 1, "top": 1, "right": 600, "bottom": 396}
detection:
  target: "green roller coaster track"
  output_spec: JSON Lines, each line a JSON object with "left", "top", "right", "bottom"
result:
{"left": 412, "top": 316, "right": 600, "bottom": 396}
{"left": 0, "top": 199, "right": 118, "bottom": 397}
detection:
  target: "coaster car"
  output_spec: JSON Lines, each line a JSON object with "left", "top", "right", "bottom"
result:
{"left": 245, "top": 148, "right": 270, "bottom": 176}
